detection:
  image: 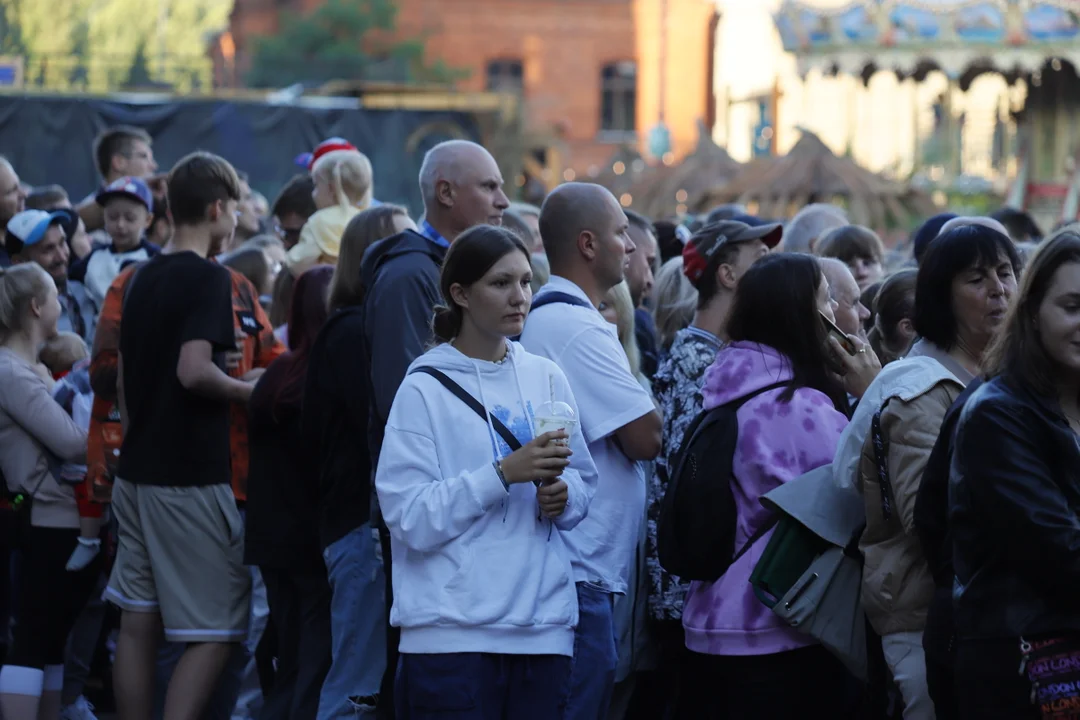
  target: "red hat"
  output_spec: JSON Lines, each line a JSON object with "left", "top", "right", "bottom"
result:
{"left": 682, "top": 220, "right": 783, "bottom": 288}
{"left": 295, "top": 137, "right": 358, "bottom": 170}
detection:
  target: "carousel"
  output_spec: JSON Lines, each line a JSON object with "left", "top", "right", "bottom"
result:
{"left": 776, "top": 0, "right": 1080, "bottom": 227}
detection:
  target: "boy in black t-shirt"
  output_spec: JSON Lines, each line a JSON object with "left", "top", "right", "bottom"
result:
{"left": 104, "top": 151, "right": 256, "bottom": 720}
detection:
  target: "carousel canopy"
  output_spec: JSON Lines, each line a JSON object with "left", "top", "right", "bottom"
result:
{"left": 776, "top": 0, "right": 1080, "bottom": 83}
{"left": 695, "top": 128, "right": 936, "bottom": 227}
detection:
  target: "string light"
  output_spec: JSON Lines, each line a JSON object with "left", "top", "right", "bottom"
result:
{"left": 613, "top": 161, "right": 626, "bottom": 175}
{"left": 563, "top": 169, "right": 576, "bottom": 181}
{"left": 675, "top": 189, "right": 688, "bottom": 203}
{"left": 515, "top": 175, "right": 526, "bottom": 187}
{"left": 676, "top": 203, "right": 688, "bottom": 214}
{"left": 619, "top": 193, "right": 632, "bottom": 207}
{"left": 662, "top": 152, "right": 675, "bottom": 166}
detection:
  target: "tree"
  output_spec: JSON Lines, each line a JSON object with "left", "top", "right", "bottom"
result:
{"left": 245, "top": 0, "right": 464, "bottom": 89}
{"left": 0, "top": 0, "right": 27, "bottom": 57}
{"left": 0, "top": 0, "right": 231, "bottom": 92}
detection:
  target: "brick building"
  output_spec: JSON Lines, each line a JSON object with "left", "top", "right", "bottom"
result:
{"left": 217, "top": 0, "right": 718, "bottom": 174}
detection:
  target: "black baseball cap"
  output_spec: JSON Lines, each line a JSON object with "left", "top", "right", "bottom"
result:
{"left": 682, "top": 220, "right": 782, "bottom": 288}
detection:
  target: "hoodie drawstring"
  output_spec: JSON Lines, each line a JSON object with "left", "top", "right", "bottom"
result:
{"left": 472, "top": 360, "right": 511, "bottom": 523}
{"left": 509, "top": 352, "right": 555, "bottom": 541}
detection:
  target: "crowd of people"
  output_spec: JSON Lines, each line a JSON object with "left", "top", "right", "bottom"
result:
{"left": 0, "top": 124, "right": 1076, "bottom": 720}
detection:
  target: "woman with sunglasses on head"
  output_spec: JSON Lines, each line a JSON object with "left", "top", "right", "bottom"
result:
{"left": 375, "top": 225, "right": 597, "bottom": 719}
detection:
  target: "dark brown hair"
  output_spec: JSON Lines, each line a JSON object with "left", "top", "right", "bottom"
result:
{"left": 867, "top": 269, "right": 916, "bottom": 365}
{"left": 327, "top": 204, "right": 409, "bottom": 312}
{"left": 432, "top": 225, "right": 530, "bottom": 343}
{"left": 688, "top": 223, "right": 743, "bottom": 309}
{"left": 167, "top": 151, "right": 242, "bottom": 227}
{"left": 727, "top": 253, "right": 847, "bottom": 410}
{"left": 984, "top": 229, "right": 1080, "bottom": 394}
{"left": 93, "top": 125, "right": 152, "bottom": 179}
{"left": 816, "top": 225, "right": 885, "bottom": 266}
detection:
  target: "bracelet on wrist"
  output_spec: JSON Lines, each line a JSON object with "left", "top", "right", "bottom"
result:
{"left": 493, "top": 460, "right": 509, "bottom": 490}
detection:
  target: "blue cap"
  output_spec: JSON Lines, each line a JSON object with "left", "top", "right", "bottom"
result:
{"left": 96, "top": 176, "right": 153, "bottom": 212}
{"left": 6, "top": 210, "right": 66, "bottom": 248}
{"left": 913, "top": 212, "right": 958, "bottom": 263}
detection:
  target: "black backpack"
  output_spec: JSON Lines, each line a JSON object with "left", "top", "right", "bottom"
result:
{"left": 657, "top": 381, "right": 787, "bottom": 582}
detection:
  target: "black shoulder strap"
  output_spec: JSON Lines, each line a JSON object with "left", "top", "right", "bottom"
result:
{"left": 529, "top": 291, "right": 595, "bottom": 313}
{"left": 409, "top": 366, "right": 523, "bottom": 452}
{"left": 872, "top": 397, "right": 894, "bottom": 520}
{"left": 732, "top": 515, "right": 780, "bottom": 565}
{"left": 726, "top": 381, "right": 791, "bottom": 410}
{"left": 723, "top": 381, "right": 790, "bottom": 562}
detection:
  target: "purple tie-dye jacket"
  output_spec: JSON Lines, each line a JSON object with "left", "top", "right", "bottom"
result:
{"left": 682, "top": 341, "right": 849, "bottom": 656}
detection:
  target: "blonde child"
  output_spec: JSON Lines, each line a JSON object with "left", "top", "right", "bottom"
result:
{"left": 39, "top": 332, "right": 102, "bottom": 571}
{"left": 285, "top": 149, "right": 373, "bottom": 274}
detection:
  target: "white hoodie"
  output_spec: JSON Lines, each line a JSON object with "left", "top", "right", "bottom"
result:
{"left": 375, "top": 341, "right": 598, "bottom": 657}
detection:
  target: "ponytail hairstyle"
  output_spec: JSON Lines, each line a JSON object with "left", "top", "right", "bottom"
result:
{"left": 0, "top": 263, "right": 53, "bottom": 343}
{"left": 312, "top": 149, "right": 373, "bottom": 211}
{"left": 432, "top": 225, "right": 530, "bottom": 343}
{"left": 868, "top": 269, "right": 917, "bottom": 365}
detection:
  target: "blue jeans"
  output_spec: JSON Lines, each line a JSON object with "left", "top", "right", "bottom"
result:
{"left": 318, "top": 524, "right": 386, "bottom": 720}
{"left": 395, "top": 652, "right": 571, "bottom": 719}
{"left": 563, "top": 583, "right": 617, "bottom": 720}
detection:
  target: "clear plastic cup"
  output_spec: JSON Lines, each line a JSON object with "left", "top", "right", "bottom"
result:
{"left": 533, "top": 401, "right": 577, "bottom": 446}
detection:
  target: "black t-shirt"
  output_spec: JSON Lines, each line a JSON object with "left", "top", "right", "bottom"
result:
{"left": 117, "top": 251, "right": 236, "bottom": 487}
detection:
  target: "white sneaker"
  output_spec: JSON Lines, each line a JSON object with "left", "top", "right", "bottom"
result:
{"left": 60, "top": 696, "right": 98, "bottom": 720}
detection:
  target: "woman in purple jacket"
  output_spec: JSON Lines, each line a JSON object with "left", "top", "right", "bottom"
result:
{"left": 681, "top": 253, "right": 868, "bottom": 718}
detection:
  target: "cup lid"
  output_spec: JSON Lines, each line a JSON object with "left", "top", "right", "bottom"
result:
{"left": 538, "top": 400, "right": 575, "bottom": 418}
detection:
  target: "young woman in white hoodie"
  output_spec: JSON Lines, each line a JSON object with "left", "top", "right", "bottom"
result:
{"left": 375, "top": 224, "right": 597, "bottom": 719}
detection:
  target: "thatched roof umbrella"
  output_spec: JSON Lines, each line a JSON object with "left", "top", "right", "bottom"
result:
{"left": 635, "top": 121, "right": 743, "bottom": 219}
{"left": 591, "top": 145, "right": 649, "bottom": 201}
{"left": 694, "top": 129, "right": 936, "bottom": 229}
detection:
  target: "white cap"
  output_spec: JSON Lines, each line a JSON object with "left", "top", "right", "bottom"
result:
{"left": 7, "top": 209, "right": 66, "bottom": 248}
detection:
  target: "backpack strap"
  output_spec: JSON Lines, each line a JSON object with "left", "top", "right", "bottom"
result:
{"left": 675, "top": 380, "right": 791, "bottom": 564}
{"left": 871, "top": 398, "right": 894, "bottom": 520}
{"left": 409, "top": 366, "right": 523, "bottom": 453}
{"left": 731, "top": 514, "right": 780, "bottom": 565}
{"left": 529, "top": 292, "right": 595, "bottom": 313}
{"left": 725, "top": 381, "right": 792, "bottom": 410}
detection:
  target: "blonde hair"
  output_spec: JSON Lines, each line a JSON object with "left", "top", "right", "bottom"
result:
{"left": 604, "top": 281, "right": 641, "bottom": 377}
{"left": 0, "top": 263, "right": 53, "bottom": 341}
{"left": 312, "top": 150, "right": 374, "bottom": 210}
{"left": 328, "top": 204, "right": 409, "bottom": 312}
{"left": 653, "top": 257, "right": 697, "bottom": 348}
{"left": 40, "top": 332, "right": 89, "bottom": 375}
{"left": 530, "top": 253, "right": 550, "bottom": 295}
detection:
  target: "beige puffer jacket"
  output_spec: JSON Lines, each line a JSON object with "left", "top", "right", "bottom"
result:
{"left": 858, "top": 380, "right": 962, "bottom": 637}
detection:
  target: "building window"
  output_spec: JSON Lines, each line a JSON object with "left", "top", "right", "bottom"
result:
{"left": 601, "top": 61, "right": 637, "bottom": 134}
{"left": 486, "top": 59, "right": 524, "bottom": 94}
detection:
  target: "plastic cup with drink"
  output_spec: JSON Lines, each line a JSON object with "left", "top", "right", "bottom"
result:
{"left": 534, "top": 372, "right": 576, "bottom": 446}
{"left": 533, "top": 400, "right": 577, "bottom": 447}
